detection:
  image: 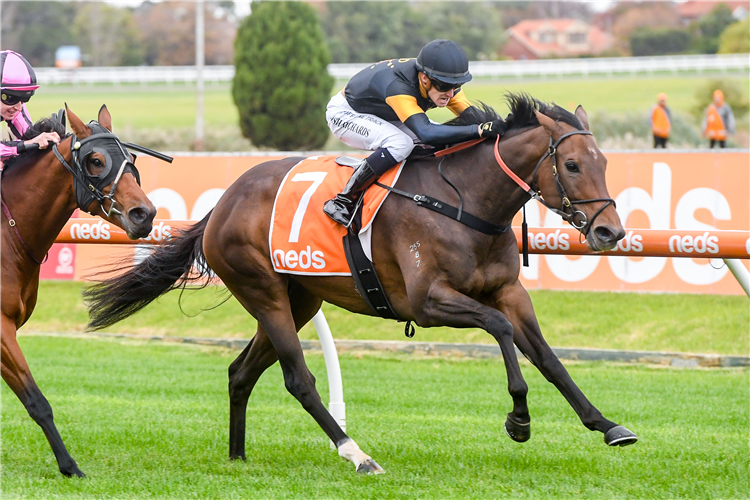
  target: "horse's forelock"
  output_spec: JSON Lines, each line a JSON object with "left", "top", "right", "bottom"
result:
{"left": 21, "top": 116, "right": 67, "bottom": 141}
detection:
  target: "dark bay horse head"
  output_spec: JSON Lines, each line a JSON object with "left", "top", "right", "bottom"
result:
{"left": 532, "top": 105, "right": 625, "bottom": 251}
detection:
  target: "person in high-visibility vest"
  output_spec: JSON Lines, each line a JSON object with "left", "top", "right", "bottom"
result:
{"left": 651, "top": 92, "right": 671, "bottom": 148}
{"left": 702, "top": 89, "right": 735, "bottom": 149}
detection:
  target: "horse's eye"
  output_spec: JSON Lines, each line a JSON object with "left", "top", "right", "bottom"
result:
{"left": 565, "top": 161, "right": 579, "bottom": 173}
{"left": 92, "top": 159, "right": 103, "bottom": 167}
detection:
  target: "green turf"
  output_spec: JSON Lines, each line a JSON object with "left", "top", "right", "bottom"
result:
{"left": 24, "top": 281, "right": 750, "bottom": 355}
{"left": 27, "top": 74, "right": 748, "bottom": 132}
{"left": 1, "top": 336, "right": 747, "bottom": 499}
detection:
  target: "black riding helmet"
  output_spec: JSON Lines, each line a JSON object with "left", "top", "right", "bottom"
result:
{"left": 415, "top": 39, "right": 473, "bottom": 87}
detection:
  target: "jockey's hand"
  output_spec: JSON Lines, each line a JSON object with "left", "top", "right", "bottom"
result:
{"left": 478, "top": 119, "right": 507, "bottom": 139}
{"left": 25, "top": 132, "right": 61, "bottom": 150}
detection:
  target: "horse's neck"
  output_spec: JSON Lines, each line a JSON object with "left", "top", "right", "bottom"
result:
{"left": 2, "top": 148, "right": 78, "bottom": 256}
{"left": 450, "top": 128, "right": 549, "bottom": 227}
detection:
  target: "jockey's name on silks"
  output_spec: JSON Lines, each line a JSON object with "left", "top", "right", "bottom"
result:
{"left": 269, "top": 155, "right": 404, "bottom": 276}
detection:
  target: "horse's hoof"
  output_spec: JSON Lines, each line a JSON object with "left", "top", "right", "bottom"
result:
{"left": 356, "top": 459, "right": 385, "bottom": 475}
{"left": 604, "top": 425, "right": 638, "bottom": 447}
{"left": 504, "top": 415, "right": 531, "bottom": 443}
{"left": 61, "top": 465, "right": 85, "bottom": 478}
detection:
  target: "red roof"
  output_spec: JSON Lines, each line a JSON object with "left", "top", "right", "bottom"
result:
{"left": 677, "top": 1, "right": 749, "bottom": 19}
{"left": 505, "top": 19, "right": 612, "bottom": 59}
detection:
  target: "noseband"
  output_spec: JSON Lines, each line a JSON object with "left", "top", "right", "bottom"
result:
{"left": 494, "top": 130, "right": 615, "bottom": 236}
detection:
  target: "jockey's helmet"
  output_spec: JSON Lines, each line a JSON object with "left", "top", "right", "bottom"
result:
{"left": 0, "top": 51, "right": 39, "bottom": 105}
{"left": 416, "top": 40, "right": 472, "bottom": 89}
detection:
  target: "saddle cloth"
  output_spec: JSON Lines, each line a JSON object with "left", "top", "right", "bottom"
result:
{"left": 269, "top": 155, "right": 405, "bottom": 275}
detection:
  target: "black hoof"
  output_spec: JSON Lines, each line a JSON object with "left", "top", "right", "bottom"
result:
{"left": 356, "top": 459, "right": 385, "bottom": 475}
{"left": 504, "top": 415, "right": 531, "bottom": 443}
{"left": 604, "top": 425, "right": 638, "bottom": 447}
{"left": 61, "top": 465, "right": 85, "bottom": 478}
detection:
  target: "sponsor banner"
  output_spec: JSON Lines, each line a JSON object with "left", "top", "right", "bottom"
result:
{"left": 63, "top": 151, "right": 748, "bottom": 294}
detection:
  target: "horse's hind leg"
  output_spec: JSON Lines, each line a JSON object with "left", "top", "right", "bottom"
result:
{"left": 228, "top": 282, "right": 322, "bottom": 460}
{"left": 497, "top": 283, "right": 638, "bottom": 446}
{"left": 1, "top": 316, "right": 84, "bottom": 477}
{"left": 227, "top": 281, "right": 383, "bottom": 473}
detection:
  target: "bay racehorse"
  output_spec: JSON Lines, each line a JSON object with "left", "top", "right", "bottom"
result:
{"left": 1, "top": 105, "right": 157, "bottom": 477}
{"left": 85, "top": 94, "right": 638, "bottom": 474}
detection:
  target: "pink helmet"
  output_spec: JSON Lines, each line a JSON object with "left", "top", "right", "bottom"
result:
{"left": 1, "top": 50, "right": 39, "bottom": 101}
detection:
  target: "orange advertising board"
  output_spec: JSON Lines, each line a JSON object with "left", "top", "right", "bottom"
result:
{"left": 58, "top": 151, "right": 749, "bottom": 294}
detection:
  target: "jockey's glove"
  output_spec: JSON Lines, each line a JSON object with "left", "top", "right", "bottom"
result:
{"left": 478, "top": 119, "right": 507, "bottom": 138}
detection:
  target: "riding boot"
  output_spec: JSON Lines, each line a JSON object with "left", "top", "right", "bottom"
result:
{"left": 323, "top": 159, "right": 379, "bottom": 226}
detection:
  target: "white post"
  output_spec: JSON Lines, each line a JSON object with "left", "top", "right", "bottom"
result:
{"left": 312, "top": 309, "right": 346, "bottom": 448}
{"left": 724, "top": 259, "right": 750, "bottom": 297}
{"left": 194, "top": 0, "right": 205, "bottom": 152}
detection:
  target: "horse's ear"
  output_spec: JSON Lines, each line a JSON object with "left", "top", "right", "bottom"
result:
{"left": 66, "top": 103, "right": 91, "bottom": 139}
{"left": 98, "top": 104, "right": 112, "bottom": 132}
{"left": 575, "top": 105, "right": 590, "bottom": 131}
{"left": 534, "top": 109, "right": 562, "bottom": 136}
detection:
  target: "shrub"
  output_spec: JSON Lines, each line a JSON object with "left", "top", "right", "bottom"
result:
{"left": 232, "top": 1, "right": 334, "bottom": 150}
{"left": 629, "top": 27, "right": 692, "bottom": 56}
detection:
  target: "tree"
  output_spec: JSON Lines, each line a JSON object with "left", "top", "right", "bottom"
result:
{"left": 609, "top": 2, "right": 681, "bottom": 55}
{"left": 629, "top": 27, "right": 692, "bottom": 56}
{"left": 133, "top": 1, "right": 237, "bottom": 66}
{"left": 73, "top": 3, "right": 144, "bottom": 66}
{"left": 232, "top": 1, "right": 334, "bottom": 150}
{"left": 718, "top": 17, "right": 750, "bottom": 54}
{"left": 691, "top": 3, "right": 738, "bottom": 54}
{"left": 1, "top": 1, "right": 78, "bottom": 66}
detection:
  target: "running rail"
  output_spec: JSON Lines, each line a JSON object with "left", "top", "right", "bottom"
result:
{"left": 56, "top": 219, "right": 750, "bottom": 259}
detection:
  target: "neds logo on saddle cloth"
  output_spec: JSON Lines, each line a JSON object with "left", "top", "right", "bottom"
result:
{"left": 269, "top": 156, "right": 404, "bottom": 275}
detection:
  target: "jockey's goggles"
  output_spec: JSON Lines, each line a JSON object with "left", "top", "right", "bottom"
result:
{"left": 428, "top": 77, "right": 461, "bottom": 93}
{"left": 1, "top": 89, "right": 34, "bottom": 105}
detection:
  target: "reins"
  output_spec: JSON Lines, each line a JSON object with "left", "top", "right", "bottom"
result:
{"left": 1, "top": 198, "right": 46, "bottom": 264}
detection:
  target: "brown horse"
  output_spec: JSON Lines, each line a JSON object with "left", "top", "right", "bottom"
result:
{"left": 85, "top": 95, "right": 638, "bottom": 475}
{"left": 1, "top": 105, "right": 157, "bottom": 477}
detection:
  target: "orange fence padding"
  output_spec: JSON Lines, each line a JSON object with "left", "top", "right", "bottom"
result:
{"left": 56, "top": 219, "right": 750, "bottom": 260}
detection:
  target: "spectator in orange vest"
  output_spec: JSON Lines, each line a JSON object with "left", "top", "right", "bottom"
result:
{"left": 651, "top": 92, "right": 671, "bottom": 148}
{"left": 702, "top": 89, "right": 735, "bottom": 148}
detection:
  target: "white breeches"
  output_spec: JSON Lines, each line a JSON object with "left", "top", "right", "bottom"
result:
{"left": 326, "top": 91, "right": 416, "bottom": 162}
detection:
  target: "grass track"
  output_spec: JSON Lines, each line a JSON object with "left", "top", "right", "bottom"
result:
{"left": 25, "top": 282, "right": 750, "bottom": 355}
{"left": 1, "top": 336, "right": 748, "bottom": 499}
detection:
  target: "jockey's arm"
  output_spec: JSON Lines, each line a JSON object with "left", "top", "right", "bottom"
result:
{"left": 0, "top": 140, "right": 26, "bottom": 160}
{"left": 385, "top": 94, "right": 480, "bottom": 146}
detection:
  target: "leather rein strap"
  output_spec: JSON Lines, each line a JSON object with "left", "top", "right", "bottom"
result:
{"left": 1, "top": 198, "right": 45, "bottom": 265}
{"left": 493, "top": 132, "right": 615, "bottom": 235}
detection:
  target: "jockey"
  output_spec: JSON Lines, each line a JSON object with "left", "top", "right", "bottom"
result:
{"left": 323, "top": 39, "right": 507, "bottom": 226}
{"left": 0, "top": 50, "right": 60, "bottom": 164}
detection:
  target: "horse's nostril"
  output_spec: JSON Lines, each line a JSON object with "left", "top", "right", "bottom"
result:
{"left": 128, "top": 207, "right": 149, "bottom": 225}
{"left": 594, "top": 226, "right": 623, "bottom": 244}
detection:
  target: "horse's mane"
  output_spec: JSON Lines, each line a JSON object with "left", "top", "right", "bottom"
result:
{"left": 446, "top": 92, "right": 583, "bottom": 132}
{"left": 3, "top": 115, "right": 69, "bottom": 173}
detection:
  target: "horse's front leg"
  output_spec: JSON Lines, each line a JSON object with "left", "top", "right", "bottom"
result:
{"left": 496, "top": 282, "right": 638, "bottom": 446}
{"left": 416, "top": 282, "right": 530, "bottom": 438}
{"left": 1, "top": 314, "right": 85, "bottom": 477}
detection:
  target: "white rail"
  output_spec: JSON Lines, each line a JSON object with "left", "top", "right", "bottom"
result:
{"left": 34, "top": 53, "right": 749, "bottom": 85}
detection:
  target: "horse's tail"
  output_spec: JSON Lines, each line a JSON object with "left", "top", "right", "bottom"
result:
{"left": 84, "top": 212, "right": 213, "bottom": 331}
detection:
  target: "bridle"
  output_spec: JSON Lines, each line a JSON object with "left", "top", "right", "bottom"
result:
{"left": 52, "top": 121, "right": 141, "bottom": 217}
{"left": 493, "top": 130, "right": 615, "bottom": 236}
